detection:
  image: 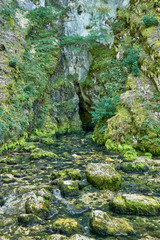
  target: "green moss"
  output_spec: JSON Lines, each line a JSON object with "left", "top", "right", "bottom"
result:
{"left": 53, "top": 218, "right": 82, "bottom": 236}
{"left": 86, "top": 163, "right": 121, "bottom": 190}
{"left": 110, "top": 195, "right": 160, "bottom": 216}
{"left": 123, "top": 150, "right": 137, "bottom": 162}
{"left": 30, "top": 148, "right": 58, "bottom": 160}
{"left": 90, "top": 210, "right": 134, "bottom": 236}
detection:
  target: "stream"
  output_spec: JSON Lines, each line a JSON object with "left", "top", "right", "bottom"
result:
{"left": 0, "top": 133, "right": 160, "bottom": 239}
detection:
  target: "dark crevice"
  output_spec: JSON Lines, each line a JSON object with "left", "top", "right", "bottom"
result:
{"left": 75, "top": 82, "right": 94, "bottom": 132}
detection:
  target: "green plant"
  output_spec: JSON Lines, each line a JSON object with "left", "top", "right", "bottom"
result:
{"left": 91, "top": 96, "right": 119, "bottom": 124}
{"left": 9, "top": 60, "right": 17, "bottom": 68}
{"left": 123, "top": 47, "right": 140, "bottom": 76}
{"left": 143, "top": 14, "right": 159, "bottom": 28}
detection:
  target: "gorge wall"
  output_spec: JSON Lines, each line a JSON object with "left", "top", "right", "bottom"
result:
{"left": 0, "top": 0, "right": 159, "bottom": 155}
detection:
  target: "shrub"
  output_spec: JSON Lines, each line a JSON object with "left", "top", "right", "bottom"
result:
{"left": 9, "top": 60, "right": 17, "bottom": 68}
{"left": 143, "top": 14, "right": 159, "bottom": 28}
{"left": 123, "top": 47, "right": 140, "bottom": 76}
{"left": 90, "top": 96, "right": 119, "bottom": 123}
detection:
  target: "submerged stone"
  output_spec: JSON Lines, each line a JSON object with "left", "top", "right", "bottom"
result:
{"left": 110, "top": 194, "right": 160, "bottom": 216}
{"left": 45, "top": 235, "right": 68, "bottom": 240}
{"left": 69, "top": 235, "right": 95, "bottom": 240}
{"left": 119, "top": 162, "right": 149, "bottom": 173}
{"left": 30, "top": 148, "right": 58, "bottom": 160}
{"left": 59, "top": 180, "right": 80, "bottom": 198}
{"left": 18, "top": 214, "right": 42, "bottom": 226}
{"left": 25, "top": 193, "right": 58, "bottom": 219}
{"left": 53, "top": 218, "right": 83, "bottom": 236}
{"left": 89, "top": 210, "right": 134, "bottom": 236}
{"left": 86, "top": 163, "right": 121, "bottom": 190}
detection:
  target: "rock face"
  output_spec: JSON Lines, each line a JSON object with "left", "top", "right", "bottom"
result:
{"left": 110, "top": 194, "right": 160, "bottom": 216}
{"left": 89, "top": 210, "right": 134, "bottom": 236}
{"left": 53, "top": 218, "right": 83, "bottom": 236}
{"left": 86, "top": 163, "right": 121, "bottom": 190}
{"left": 17, "top": 0, "right": 45, "bottom": 11}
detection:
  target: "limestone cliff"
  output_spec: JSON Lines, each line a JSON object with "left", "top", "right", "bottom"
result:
{"left": 0, "top": 0, "right": 159, "bottom": 155}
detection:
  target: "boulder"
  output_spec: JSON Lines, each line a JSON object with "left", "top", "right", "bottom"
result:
{"left": 119, "top": 163, "right": 149, "bottom": 173}
{"left": 18, "top": 214, "right": 42, "bottom": 226}
{"left": 59, "top": 180, "right": 79, "bottom": 198}
{"left": 110, "top": 194, "right": 160, "bottom": 216}
{"left": 53, "top": 218, "right": 83, "bottom": 236}
{"left": 86, "top": 163, "right": 121, "bottom": 190}
{"left": 45, "top": 235, "right": 68, "bottom": 240}
{"left": 25, "top": 193, "right": 58, "bottom": 219}
{"left": 89, "top": 210, "right": 134, "bottom": 236}
{"left": 69, "top": 235, "right": 95, "bottom": 240}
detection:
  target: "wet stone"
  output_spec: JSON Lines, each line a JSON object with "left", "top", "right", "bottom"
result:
{"left": 110, "top": 194, "right": 160, "bottom": 216}
{"left": 53, "top": 218, "right": 83, "bottom": 236}
{"left": 45, "top": 234, "right": 68, "bottom": 240}
{"left": 18, "top": 213, "right": 42, "bottom": 226}
{"left": 25, "top": 193, "right": 58, "bottom": 219}
{"left": 69, "top": 235, "right": 95, "bottom": 240}
{"left": 59, "top": 180, "right": 80, "bottom": 198}
{"left": 86, "top": 163, "right": 121, "bottom": 190}
{"left": 119, "top": 162, "right": 149, "bottom": 173}
{"left": 89, "top": 210, "right": 134, "bottom": 236}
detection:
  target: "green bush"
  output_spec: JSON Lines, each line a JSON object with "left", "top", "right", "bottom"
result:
{"left": 123, "top": 47, "right": 140, "bottom": 76}
{"left": 91, "top": 96, "right": 119, "bottom": 124}
{"left": 143, "top": 14, "right": 159, "bottom": 28}
{"left": 9, "top": 60, "right": 17, "bottom": 68}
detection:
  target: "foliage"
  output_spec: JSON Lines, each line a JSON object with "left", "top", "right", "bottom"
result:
{"left": 0, "top": 5, "right": 15, "bottom": 21}
{"left": 123, "top": 46, "right": 140, "bottom": 76}
{"left": 143, "top": 14, "right": 159, "bottom": 28}
{"left": 91, "top": 96, "right": 119, "bottom": 124}
{"left": 9, "top": 59, "right": 17, "bottom": 68}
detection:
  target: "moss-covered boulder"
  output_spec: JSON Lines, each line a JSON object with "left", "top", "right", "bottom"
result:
{"left": 69, "top": 235, "right": 95, "bottom": 240}
{"left": 59, "top": 180, "right": 80, "bottom": 198}
{"left": 119, "top": 163, "right": 149, "bottom": 173}
{"left": 18, "top": 214, "right": 42, "bottom": 226}
{"left": 37, "top": 188, "right": 56, "bottom": 201}
{"left": 86, "top": 163, "right": 121, "bottom": 190}
{"left": 45, "top": 234, "right": 68, "bottom": 240}
{"left": 53, "top": 218, "right": 83, "bottom": 236}
{"left": 89, "top": 210, "right": 134, "bottom": 236}
{"left": 67, "top": 169, "right": 82, "bottom": 180}
{"left": 123, "top": 150, "right": 137, "bottom": 162}
{"left": 110, "top": 194, "right": 160, "bottom": 216}
{"left": 30, "top": 148, "right": 58, "bottom": 160}
{"left": 25, "top": 193, "right": 58, "bottom": 219}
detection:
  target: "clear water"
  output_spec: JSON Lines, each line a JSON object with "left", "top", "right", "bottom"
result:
{"left": 0, "top": 133, "right": 160, "bottom": 239}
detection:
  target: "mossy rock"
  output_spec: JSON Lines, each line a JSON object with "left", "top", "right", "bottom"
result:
{"left": 45, "top": 235, "right": 68, "bottom": 240}
{"left": 119, "top": 162, "right": 149, "bottom": 173}
{"left": 37, "top": 188, "right": 56, "bottom": 201}
{"left": 59, "top": 180, "right": 80, "bottom": 198}
{"left": 123, "top": 150, "right": 137, "bottom": 162}
{"left": 21, "top": 142, "right": 37, "bottom": 152}
{"left": 18, "top": 214, "right": 42, "bottom": 226}
{"left": 67, "top": 169, "right": 82, "bottom": 180}
{"left": 25, "top": 193, "right": 58, "bottom": 219}
{"left": 69, "top": 235, "right": 95, "bottom": 240}
{"left": 30, "top": 148, "right": 58, "bottom": 160}
{"left": 0, "top": 217, "right": 15, "bottom": 227}
{"left": 110, "top": 194, "right": 160, "bottom": 216}
{"left": 53, "top": 218, "right": 83, "bottom": 236}
{"left": 86, "top": 163, "right": 121, "bottom": 190}
{"left": 41, "top": 138, "right": 55, "bottom": 145}
{"left": 89, "top": 210, "right": 134, "bottom": 236}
